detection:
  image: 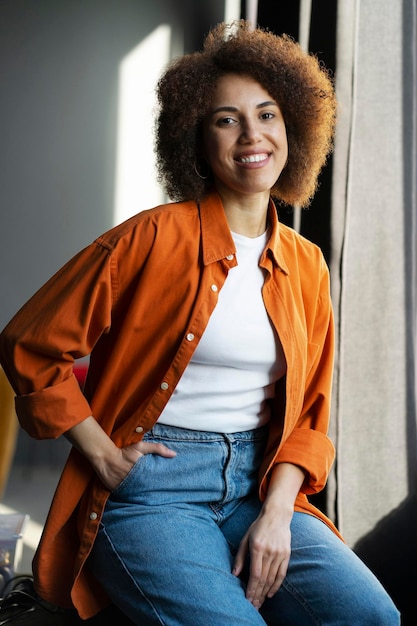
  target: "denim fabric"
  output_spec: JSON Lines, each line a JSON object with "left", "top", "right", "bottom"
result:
{"left": 88, "top": 423, "right": 400, "bottom": 625}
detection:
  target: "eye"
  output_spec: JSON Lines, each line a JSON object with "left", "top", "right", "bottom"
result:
{"left": 260, "top": 111, "right": 275, "bottom": 120}
{"left": 217, "top": 116, "right": 236, "bottom": 126}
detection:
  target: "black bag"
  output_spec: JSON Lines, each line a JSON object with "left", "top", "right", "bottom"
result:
{"left": 0, "top": 576, "right": 71, "bottom": 625}
{"left": 0, "top": 576, "right": 134, "bottom": 625}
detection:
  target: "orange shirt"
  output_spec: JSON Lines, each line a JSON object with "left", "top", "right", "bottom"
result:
{"left": 0, "top": 191, "right": 340, "bottom": 618}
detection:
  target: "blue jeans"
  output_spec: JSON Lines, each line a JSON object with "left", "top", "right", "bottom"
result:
{"left": 88, "top": 423, "right": 400, "bottom": 625}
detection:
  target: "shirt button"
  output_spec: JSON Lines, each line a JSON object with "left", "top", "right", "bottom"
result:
{"left": 186, "top": 333, "right": 195, "bottom": 341}
{"left": 211, "top": 284, "right": 218, "bottom": 292}
{"left": 90, "top": 512, "right": 98, "bottom": 521}
{"left": 135, "top": 426, "right": 144, "bottom": 433}
{"left": 226, "top": 254, "right": 234, "bottom": 261}
{"left": 160, "top": 381, "right": 169, "bottom": 390}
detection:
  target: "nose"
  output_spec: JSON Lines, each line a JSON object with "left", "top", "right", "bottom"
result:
{"left": 239, "top": 118, "right": 262, "bottom": 143}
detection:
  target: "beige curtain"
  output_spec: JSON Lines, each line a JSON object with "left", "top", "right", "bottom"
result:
{"left": 329, "top": 0, "right": 416, "bottom": 545}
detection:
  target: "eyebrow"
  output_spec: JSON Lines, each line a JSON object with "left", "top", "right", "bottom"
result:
{"left": 211, "top": 101, "right": 278, "bottom": 114}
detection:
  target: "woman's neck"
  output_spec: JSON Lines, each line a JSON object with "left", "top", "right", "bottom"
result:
{"left": 218, "top": 189, "right": 270, "bottom": 238}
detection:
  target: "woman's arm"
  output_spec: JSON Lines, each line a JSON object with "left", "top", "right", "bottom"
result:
{"left": 233, "top": 462, "right": 305, "bottom": 609}
{"left": 64, "top": 416, "right": 176, "bottom": 492}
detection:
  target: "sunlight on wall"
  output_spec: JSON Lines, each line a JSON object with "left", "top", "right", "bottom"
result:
{"left": 113, "top": 25, "right": 171, "bottom": 226}
{"left": 225, "top": 0, "right": 241, "bottom": 23}
{"left": 291, "top": 0, "right": 312, "bottom": 234}
{"left": 244, "top": 0, "right": 258, "bottom": 26}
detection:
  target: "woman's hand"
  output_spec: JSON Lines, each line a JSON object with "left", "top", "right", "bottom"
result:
{"left": 95, "top": 440, "right": 176, "bottom": 492}
{"left": 233, "top": 506, "right": 291, "bottom": 609}
{"left": 64, "top": 415, "right": 176, "bottom": 491}
{"left": 233, "top": 462, "right": 306, "bottom": 609}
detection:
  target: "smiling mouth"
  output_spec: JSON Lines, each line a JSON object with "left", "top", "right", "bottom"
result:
{"left": 237, "top": 153, "right": 269, "bottom": 164}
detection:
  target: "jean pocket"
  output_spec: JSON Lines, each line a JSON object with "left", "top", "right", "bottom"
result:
{"left": 109, "top": 453, "right": 149, "bottom": 499}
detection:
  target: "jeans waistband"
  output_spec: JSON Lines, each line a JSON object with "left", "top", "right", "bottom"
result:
{"left": 147, "top": 421, "right": 269, "bottom": 443}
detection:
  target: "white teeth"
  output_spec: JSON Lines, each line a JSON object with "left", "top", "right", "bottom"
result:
{"left": 239, "top": 154, "right": 268, "bottom": 163}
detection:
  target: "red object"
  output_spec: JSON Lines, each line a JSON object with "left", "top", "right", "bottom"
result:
{"left": 73, "top": 363, "right": 88, "bottom": 388}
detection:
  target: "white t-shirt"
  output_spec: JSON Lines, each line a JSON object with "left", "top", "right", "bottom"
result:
{"left": 158, "top": 230, "right": 286, "bottom": 432}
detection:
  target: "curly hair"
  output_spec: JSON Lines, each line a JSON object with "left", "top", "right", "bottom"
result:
{"left": 155, "top": 20, "right": 337, "bottom": 208}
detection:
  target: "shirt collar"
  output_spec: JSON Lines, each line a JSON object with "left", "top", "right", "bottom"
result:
{"left": 265, "top": 198, "right": 289, "bottom": 275}
{"left": 198, "top": 190, "right": 289, "bottom": 274}
{"left": 199, "top": 191, "right": 236, "bottom": 265}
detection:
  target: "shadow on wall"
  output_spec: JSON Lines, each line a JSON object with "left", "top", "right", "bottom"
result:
{"left": 353, "top": 494, "right": 417, "bottom": 625}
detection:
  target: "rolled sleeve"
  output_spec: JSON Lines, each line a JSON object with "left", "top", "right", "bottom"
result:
{"left": 274, "top": 428, "right": 335, "bottom": 494}
{"left": 0, "top": 241, "right": 114, "bottom": 440}
{"left": 15, "top": 375, "right": 93, "bottom": 439}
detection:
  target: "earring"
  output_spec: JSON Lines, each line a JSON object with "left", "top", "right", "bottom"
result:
{"left": 193, "top": 159, "right": 210, "bottom": 180}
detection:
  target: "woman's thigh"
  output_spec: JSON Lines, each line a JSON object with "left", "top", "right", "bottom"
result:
{"left": 261, "top": 512, "right": 400, "bottom": 626}
{"left": 89, "top": 502, "right": 266, "bottom": 625}
{"left": 89, "top": 421, "right": 400, "bottom": 625}
{"left": 88, "top": 424, "right": 269, "bottom": 625}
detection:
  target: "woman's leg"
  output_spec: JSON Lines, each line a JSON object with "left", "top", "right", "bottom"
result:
{"left": 90, "top": 503, "right": 267, "bottom": 625}
{"left": 89, "top": 421, "right": 399, "bottom": 625}
{"left": 259, "top": 512, "right": 400, "bottom": 626}
{"left": 88, "top": 424, "right": 269, "bottom": 626}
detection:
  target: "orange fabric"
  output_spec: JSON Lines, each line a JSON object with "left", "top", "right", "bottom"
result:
{"left": 0, "top": 191, "right": 341, "bottom": 619}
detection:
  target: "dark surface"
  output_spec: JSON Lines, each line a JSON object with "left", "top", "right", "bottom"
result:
{"left": 0, "top": 577, "right": 135, "bottom": 626}
{"left": 354, "top": 494, "right": 417, "bottom": 625}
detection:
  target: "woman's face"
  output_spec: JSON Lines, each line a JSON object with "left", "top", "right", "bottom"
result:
{"left": 202, "top": 73, "right": 288, "bottom": 200}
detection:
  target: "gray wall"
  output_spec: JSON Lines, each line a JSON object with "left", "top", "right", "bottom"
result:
{"left": 0, "top": 0, "right": 227, "bottom": 465}
{"left": 0, "top": 0, "right": 226, "bottom": 328}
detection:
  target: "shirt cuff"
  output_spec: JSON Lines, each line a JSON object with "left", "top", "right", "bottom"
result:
{"left": 15, "top": 375, "right": 93, "bottom": 439}
{"left": 273, "top": 428, "right": 335, "bottom": 494}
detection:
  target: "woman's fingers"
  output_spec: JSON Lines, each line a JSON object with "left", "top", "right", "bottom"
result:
{"left": 139, "top": 441, "right": 177, "bottom": 458}
{"left": 235, "top": 518, "right": 291, "bottom": 609}
{"left": 101, "top": 441, "right": 176, "bottom": 491}
{"left": 122, "top": 440, "right": 176, "bottom": 463}
{"left": 247, "top": 549, "right": 289, "bottom": 609}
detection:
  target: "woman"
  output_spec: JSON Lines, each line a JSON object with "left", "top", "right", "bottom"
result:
{"left": 0, "top": 21, "right": 399, "bottom": 625}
